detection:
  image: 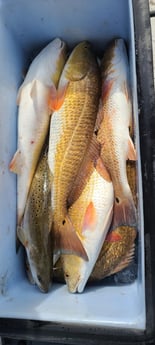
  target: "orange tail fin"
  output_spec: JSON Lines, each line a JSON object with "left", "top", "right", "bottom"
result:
{"left": 53, "top": 216, "right": 88, "bottom": 261}
{"left": 110, "top": 194, "right": 137, "bottom": 231}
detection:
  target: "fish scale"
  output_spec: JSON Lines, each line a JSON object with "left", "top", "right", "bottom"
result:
{"left": 61, "top": 166, "right": 114, "bottom": 293}
{"left": 53, "top": 160, "right": 137, "bottom": 286}
{"left": 9, "top": 38, "right": 67, "bottom": 226}
{"left": 17, "top": 144, "right": 53, "bottom": 293}
{"left": 51, "top": 80, "right": 98, "bottom": 217}
{"left": 48, "top": 41, "right": 100, "bottom": 259}
{"left": 99, "top": 102, "right": 129, "bottom": 192}
{"left": 97, "top": 39, "right": 137, "bottom": 230}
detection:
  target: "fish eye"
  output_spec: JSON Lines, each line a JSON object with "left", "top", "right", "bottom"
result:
{"left": 65, "top": 273, "right": 69, "bottom": 278}
{"left": 94, "top": 128, "right": 98, "bottom": 136}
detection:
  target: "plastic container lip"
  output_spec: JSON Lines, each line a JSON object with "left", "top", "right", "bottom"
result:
{"left": 0, "top": 0, "right": 145, "bottom": 331}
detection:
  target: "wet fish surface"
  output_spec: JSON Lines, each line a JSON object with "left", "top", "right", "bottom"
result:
{"left": 57, "top": 161, "right": 114, "bottom": 293}
{"left": 17, "top": 143, "right": 53, "bottom": 293}
{"left": 9, "top": 38, "right": 67, "bottom": 226}
{"left": 97, "top": 38, "right": 137, "bottom": 230}
{"left": 48, "top": 41, "right": 100, "bottom": 260}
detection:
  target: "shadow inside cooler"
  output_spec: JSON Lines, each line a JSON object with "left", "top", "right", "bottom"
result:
{"left": 0, "top": 0, "right": 145, "bottom": 330}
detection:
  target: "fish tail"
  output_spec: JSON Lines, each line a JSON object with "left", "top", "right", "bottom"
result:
{"left": 53, "top": 216, "right": 88, "bottom": 261}
{"left": 107, "top": 242, "right": 136, "bottom": 276}
{"left": 110, "top": 192, "right": 137, "bottom": 230}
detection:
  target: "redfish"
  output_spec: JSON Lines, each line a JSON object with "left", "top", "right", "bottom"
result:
{"left": 53, "top": 161, "right": 137, "bottom": 285}
{"left": 61, "top": 159, "right": 114, "bottom": 293}
{"left": 48, "top": 41, "right": 100, "bottom": 260}
{"left": 90, "top": 160, "right": 137, "bottom": 281}
{"left": 9, "top": 38, "right": 67, "bottom": 226}
{"left": 97, "top": 38, "right": 137, "bottom": 230}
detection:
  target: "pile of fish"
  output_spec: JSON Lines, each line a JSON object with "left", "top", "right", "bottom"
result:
{"left": 9, "top": 37, "right": 137, "bottom": 293}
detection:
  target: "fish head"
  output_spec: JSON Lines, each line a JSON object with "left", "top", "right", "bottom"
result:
{"left": 101, "top": 38, "right": 129, "bottom": 82}
{"left": 62, "top": 254, "right": 84, "bottom": 293}
{"left": 26, "top": 231, "right": 53, "bottom": 293}
{"left": 63, "top": 41, "right": 96, "bottom": 82}
{"left": 50, "top": 38, "right": 67, "bottom": 88}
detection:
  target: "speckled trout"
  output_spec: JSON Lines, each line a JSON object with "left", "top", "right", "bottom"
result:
{"left": 9, "top": 38, "right": 67, "bottom": 226}
{"left": 97, "top": 38, "right": 137, "bottom": 230}
{"left": 17, "top": 143, "right": 53, "bottom": 293}
{"left": 48, "top": 41, "right": 100, "bottom": 260}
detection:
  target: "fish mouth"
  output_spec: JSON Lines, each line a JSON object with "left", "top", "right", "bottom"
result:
{"left": 53, "top": 38, "right": 65, "bottom": 50}
{"left": 60, "top": 40, "right": 66, "bottom": 49}
{"left": 76, "top": 278, "right": 87, "bottom": 293}
{"left": 67, "top": 275, "right": 85, "bottom": 294}
{"left": 38, "top": 282, "right": 51, "bottom": 293}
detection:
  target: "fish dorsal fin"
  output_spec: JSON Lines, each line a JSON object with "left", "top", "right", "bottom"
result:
{"left": 82, "top": 202, "right": 97, "bottom": 233}
{"left": 9, "top": 149, "right": 24, "bottom": 175}
{"left": 53, "top": 216, "right": 88, "bottom": 261}
{"left": 30, "top": 79, "right": 54, "bottom": 115}
{"left": 128, "top": 136, "right": 137, "bottom": 161}
{"left": 17, "top": 226, "right": 29, "bottom": 248}
{"left": 109, "top": 243, "right": 135, "bottom": 276}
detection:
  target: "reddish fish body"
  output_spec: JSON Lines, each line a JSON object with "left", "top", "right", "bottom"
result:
{"left": 97, "top": 39, "right": 137, "bottom": 230}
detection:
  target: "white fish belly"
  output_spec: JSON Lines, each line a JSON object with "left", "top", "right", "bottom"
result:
{"left": 77, "top": 171, "right": 114, "bottom": 292}
{"left": 64, "top": 169, "right": 114, "bottom": 293}
{"left": 17, "top": 83, "right": 50, "bottom": 223}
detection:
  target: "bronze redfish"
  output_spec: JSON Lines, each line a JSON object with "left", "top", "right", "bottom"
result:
{"left": 9, "top": 38, "right": 67, "bottom": 226}
{"left": 53, "top": 160, "right": 137, "bottom": 284}
{"left": 48, "top": 41, "right": 100, "bottom": 260}
{"left": 97, "top": 38, "right": 137, "bottom": 230}
{"left": 90, "top": 159, "right": 137, "bottom": 281}
{"left": 61, "top": 160, "right": 114, "bottom": 293}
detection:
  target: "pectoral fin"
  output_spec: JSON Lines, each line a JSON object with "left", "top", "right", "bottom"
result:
{"left": 9, "top": 149, "right": 24, "bottom": 174}
{"left": 54, "top": 216, "right": 88, "bottom": 261}
{"left": 82, "top": 202, "right": 97, "bottom": 233}
{"left": 128, "top": 137, "right": 137, "bottom": 161}
{"left": 17, "top": 226, "right": 29, "bottom": 248}
{"left": 105, "top": 230, "right": 122, "bottom": 243}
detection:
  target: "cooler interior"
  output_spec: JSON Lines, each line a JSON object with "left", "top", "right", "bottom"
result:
{"left": 0, "top": 0, "right": 145, "bottom": 330}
